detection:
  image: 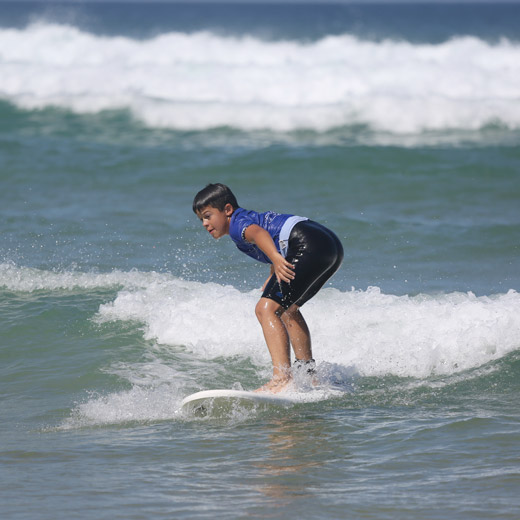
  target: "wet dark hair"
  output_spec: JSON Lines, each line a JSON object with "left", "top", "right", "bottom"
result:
{"left": 192, "top": 183, "right": 239, "bottom": 214}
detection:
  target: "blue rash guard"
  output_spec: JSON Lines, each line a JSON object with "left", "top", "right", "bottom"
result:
{"left": 229, "top": 207, "right": 343, "bottom": 309}
{"left": 229, "top": 207, "right": 306, "bottom": 263}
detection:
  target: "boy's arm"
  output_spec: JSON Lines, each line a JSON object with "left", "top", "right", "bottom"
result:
{"left": 244, "top": 225, "right": 295, "bottom": 284}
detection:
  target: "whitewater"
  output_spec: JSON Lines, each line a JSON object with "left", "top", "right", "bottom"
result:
{"left": 2, "top": 263, "right": 519, "bottom": 380}
{"left": 1, "top": 23, "right": 520, "bottom": 133}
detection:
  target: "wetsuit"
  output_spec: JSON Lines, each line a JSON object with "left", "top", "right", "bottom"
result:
{"left": 229, "top": 207, "right": 343, "bottom": 309}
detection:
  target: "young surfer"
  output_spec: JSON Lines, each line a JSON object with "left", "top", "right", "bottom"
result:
{"left": 193, "top": 183, "right": 343, "bottom": 393}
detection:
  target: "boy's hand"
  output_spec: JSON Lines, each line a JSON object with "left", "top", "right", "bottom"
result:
{"left": 272, "top": 254, "right": 295, "bottom": 284}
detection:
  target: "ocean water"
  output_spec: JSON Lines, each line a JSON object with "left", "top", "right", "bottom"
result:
{"left": 1, "top": 2, "right": 520, "bottom": 519}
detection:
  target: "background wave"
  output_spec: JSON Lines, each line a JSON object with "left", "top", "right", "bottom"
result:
{"left": 1, "top": 23, "right": 520, "bottom": 135}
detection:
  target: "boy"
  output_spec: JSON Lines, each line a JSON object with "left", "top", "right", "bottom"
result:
{"left": 193, "top": 183, "right": 343, "bottom": 393}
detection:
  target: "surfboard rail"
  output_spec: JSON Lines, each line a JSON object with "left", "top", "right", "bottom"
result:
{"left": 181, "top": 389, "right": 296, "bottom": 416}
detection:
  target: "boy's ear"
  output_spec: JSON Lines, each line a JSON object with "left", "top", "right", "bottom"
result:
{"left": 224, "top": 203, "right": 234, "bottom": 217}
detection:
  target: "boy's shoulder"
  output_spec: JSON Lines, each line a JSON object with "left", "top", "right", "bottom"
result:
{"left": 230, "top": 207, "right": 293, "bottom": 240}
{"left": 231, "top": 207, "right": 289, "bottom": 226}
{"left": 229, "top": 207, "right": 257, "bottom": 241}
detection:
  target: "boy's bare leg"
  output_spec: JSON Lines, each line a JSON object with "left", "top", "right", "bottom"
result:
{"left": 254, "top": 297, "right": 291, "bottom": 392}
{"left": 281, "top": 305, "right": 312, "bottom": 361}
{"left": 282, "top": 305, "right": 319, "bottom": 387}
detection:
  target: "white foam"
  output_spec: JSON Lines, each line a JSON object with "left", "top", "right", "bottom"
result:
{"left": 304, "top": 287, "right": 520, "bottom": 378}
{"left": 2, "top": 23, "right": 520, "bottom": 134}
{"left": 96, "top": 274, "right": 520, "bottom": 379}
{"left": 62, "top": 385, "right": 185, "bottom": 429}
{"left": 3, "top": 264, "right": 520, "bottom": 379}
{"left": 97, "top": 277, "right": 270, "bottom": 365}
{"left": 4, "top": 263, "right": 520, "bottom": 379}
{"left": 0, "top": 262, "right": 162, "bottom": 292}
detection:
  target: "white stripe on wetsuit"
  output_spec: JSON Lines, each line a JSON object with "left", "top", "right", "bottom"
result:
{"left": 278, "top": 216, "right": 308, "bottom": 258}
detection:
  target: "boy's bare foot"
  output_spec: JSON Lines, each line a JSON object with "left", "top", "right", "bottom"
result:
{"left": 254, "top": 377, "right": 291, "bottom": 394}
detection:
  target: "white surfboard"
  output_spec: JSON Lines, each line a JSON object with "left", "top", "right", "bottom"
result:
{"left": 181, "top": 389, "right": 296, "bottom": 416}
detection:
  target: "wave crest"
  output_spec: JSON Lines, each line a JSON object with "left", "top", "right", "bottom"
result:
{"left": 2, "top": 23, "right": 520, "bottom": 134}
{"left": 3, "top": 264, "right": 518, "bottom": 379}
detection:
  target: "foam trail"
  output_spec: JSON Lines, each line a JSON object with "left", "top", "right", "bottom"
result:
{"left": 1, "top": 23, "right": 520, "bottom": 133}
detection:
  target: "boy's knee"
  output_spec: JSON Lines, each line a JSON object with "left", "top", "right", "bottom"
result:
{"left": 255, "top": 298, "right": 283, "bottom": 322}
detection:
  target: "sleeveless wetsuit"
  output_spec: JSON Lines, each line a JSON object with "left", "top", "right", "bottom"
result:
{"left": 229, "top": 208, "right": 343, "bottom": 309}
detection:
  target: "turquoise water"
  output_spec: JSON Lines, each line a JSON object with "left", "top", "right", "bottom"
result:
{"left": 1, "top": 2, "right": 520, "bottom": 519}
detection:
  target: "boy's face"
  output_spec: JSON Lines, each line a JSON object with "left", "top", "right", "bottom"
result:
{"left": 197, "top": 204, "right": 233, "bottom": 239}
